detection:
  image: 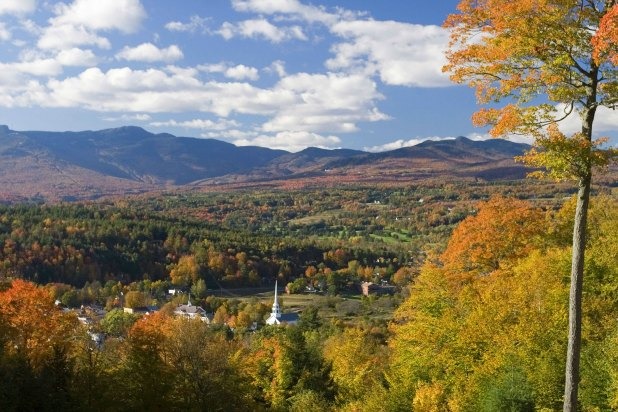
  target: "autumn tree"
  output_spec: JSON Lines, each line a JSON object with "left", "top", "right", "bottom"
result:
{"left": 243, "top": 327, "right": 334, "bottom": 409}
{"left": 162, "top": 318, "right": 255, "bottom": 410}
{"left": 123, "top": 290, "right": 150, "bottom": 309}
{"left": 444, "top": 1, "right": 617, "bottom": 409}
{"left": 323, "top": 327, "right": 387, "bottom": 408}
{"left": 440, "top": 196, "right": 544, "bottom": 278}
{"left": 593, "top": 4, "right": 618, "bottom": 65}
{"left": 120, "top": 311, "right": 175, "bottom": 410}
{"left": 390, "top": 195, "right": 618, "bottom": 409}
{"left": 169, "top": 254, "right": 199, "bottom": 287}
{"left": 0, "top": 280, "right": 80, "bottom": 410}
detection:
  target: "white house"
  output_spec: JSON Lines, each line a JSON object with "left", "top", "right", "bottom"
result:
{"left": 174, "top": 296, "right": 213, "bottom": 323}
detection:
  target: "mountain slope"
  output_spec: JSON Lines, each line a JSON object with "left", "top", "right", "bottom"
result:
{"left": 6, "top": 126, "right": 287, "bottom": 184}
{"left": 202, "top": 136, "right": 531, "bottom": 188}
{"left": 0, "top": 126, "right": 531, "bottom": 201}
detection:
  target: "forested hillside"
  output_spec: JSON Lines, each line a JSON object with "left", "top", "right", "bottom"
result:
{"left": 0, "top": 0, "right": 615, "bottom": 409}
{"left": 1, "top": 192, "right": 616, "bottom": 410}
{"left": 0, "top": 180, "right": 579, "bottom": 289}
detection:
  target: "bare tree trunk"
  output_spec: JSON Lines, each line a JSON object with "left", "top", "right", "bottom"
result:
{"left": 563, "top": 175, "right": 591, "bottom": 412}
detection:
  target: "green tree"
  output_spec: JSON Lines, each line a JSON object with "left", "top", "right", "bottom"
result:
{"left": 190, "top": 278, "right": 207, "bottom": 299}
{"left": 60, "top": 289, "right": 80, "bottom": 308}
{"left": 243, "top": 327, "right": 333, "bottom": 409}
{"left": 100, "top": 309, "right": 139, "bottom": 337}
{"left": 286, "top": 277, "right": 307, "bottom": 294}
{"left": 444, "top": 2, "right": 617, "bottom": 408}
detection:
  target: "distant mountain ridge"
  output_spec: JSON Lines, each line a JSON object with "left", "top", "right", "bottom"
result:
{"left": 0, "top": 125, "right": 531, "bottom": 202}
{"left": 0, "top": 126, "right": 286, "bottom": 184}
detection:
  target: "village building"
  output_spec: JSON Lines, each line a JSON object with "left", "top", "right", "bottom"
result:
{"left": 360, "top": 281, "right": 397, "bottom": 297}
{"left": 123, "top": 306, "right": 157, "bottom": 315}
{"left": 174, "top": 296, "right": 213, "bottom": 323}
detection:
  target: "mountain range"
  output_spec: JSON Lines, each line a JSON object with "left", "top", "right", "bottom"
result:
{"left": 0, "top": 125, "right": 531, "bottom": 202}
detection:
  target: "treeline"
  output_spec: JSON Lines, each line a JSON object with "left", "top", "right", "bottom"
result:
{"left": 0, "top": 199, "right": 405, "bottom": 289}
{"left": 0, "top": 181, "right": 579, "bottom": 290}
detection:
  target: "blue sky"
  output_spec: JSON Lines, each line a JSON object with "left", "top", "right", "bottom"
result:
{"left": 0, "top": 0, "right": 616, "bottom": 152}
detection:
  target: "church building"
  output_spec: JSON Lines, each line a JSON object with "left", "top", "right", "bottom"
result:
{"left": 265, "top": 281, "right": 299, "bottom": 326}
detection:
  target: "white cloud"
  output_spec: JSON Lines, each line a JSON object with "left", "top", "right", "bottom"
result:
{"left": 165, "top": 15, "right": 208, "bottom": 33}
{"left": 34, "top": 66, "right": 293, "bottom": 116}
{"left": 37, "top": 23, "right": 111, "bottom": 50}
{"left": 199, "top": 62, "right": 259, "bottom": 81}
{"left": 103, "top": 113, "right": 151, "bottom": 122}
{"left": 265, "top": 60, "right": 287, "bottom": 77}
{"left": 51, "top": 0, "right": 146, "bottom": 33}
{"left": 0, "top": 47, "right": 95, "bottom": 81}
{"left": 233, "top": 130, "right": 341, "bottom": 152}
{"left": 364, "top": 136, "right": 456, "bottom": 152}
{"left": 56, "top": 48, "right": 97, "bottom": 66}
{"left": 16, "top": 58, "right": 63, "bottom": 76}
{"left": 116, "top": 43, "right": 183, "bottom": 63}
{"left": 328, "top": 20, "right": 451, "bottom": 87}
{"left": 20, "top": 19, "right": 41, "bottom": 36}
{"left": 218, "top": 19, "right": 306, "bottom": 43}
{"left": 202, "top": 129, "right": 257, "bottom": 140}
{"left": 225, "top": 64, "right": 259, "bottom": 81}
{"left": 38, "top": 0, "right": 146, "bottom": 50}
{"left": 1, "top": 65, "right": 388, "bottom": 139}
{"left": 0, "top": 0, "right": 37, "bottom": 15}
{"left": 231, "top": 0, "right": 341, "bottom": 25}
{"left": 556, "top": 104, "right": 618, "bottom": 137}
{"left": 463, "top": 132, "right": 532, "bottom": 144}
{"left": 0, "top": 58, "right": 52, "bottom": 108}
{"left": 227, "top": 3, "right": 452, "bottom": 88}
{"left": 364, "top": 132, "right": 538, "bottom": 152}
{"left": 263, "top": 72, "right": 388, "bottom": 133}
{"left": 165, "top": 65, "right": 199, "bottom": 77}
{"left": 198, "top": 63, "right": 227, "bottom": 73}
{"left": 150, "top": 118, "right": 239, "bottom": 131}
{"left": 0, "top": 23, "right": 11, "bottom": 41}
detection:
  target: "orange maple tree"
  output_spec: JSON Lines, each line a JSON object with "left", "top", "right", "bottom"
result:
{"left": 440, "top": 196, "right": 544, "bottom": 277}
{"left": 0, "top": 279, "right": 79, "bottom": 369}
{"left": 593, "top": 4, "right": 618, "bottom": 65}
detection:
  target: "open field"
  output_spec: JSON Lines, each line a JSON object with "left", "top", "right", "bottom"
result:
{"left": 235, "top": 289, "right": 400, "bottom": 323}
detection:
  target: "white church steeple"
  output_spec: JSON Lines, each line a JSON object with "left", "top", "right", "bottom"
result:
{"left": 271, "top": 280, "right": 281, "bottom": 319}
{"left": 266, "top": 280, "right": 284, "bottom": 325}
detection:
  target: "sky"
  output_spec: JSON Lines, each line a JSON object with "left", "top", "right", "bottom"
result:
{"left": 0, "top": 0, "right": 616, "bottom": 153}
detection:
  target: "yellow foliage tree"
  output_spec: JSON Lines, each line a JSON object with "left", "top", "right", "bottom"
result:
{"left": 169, "top": 254, "right": 199, "bottom": 286}
{"left": 323, "top": 327, "right": 386, "bottom": 406}
{"left": 444, "top": 1, "right": 617, "bottom": 407}
{"left": 390, "top": 197, "right": 618, "bottom": 410}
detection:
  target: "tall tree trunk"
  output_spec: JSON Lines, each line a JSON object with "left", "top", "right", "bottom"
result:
{"left": 563, "top": 81, "right": 597, "bottom": 411}
{"left": 563, "top": 174, "right": 590, "bottom": 411}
